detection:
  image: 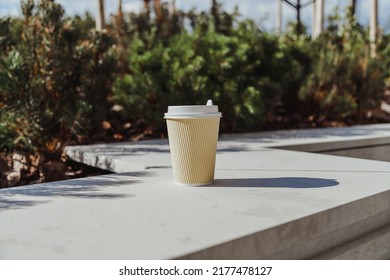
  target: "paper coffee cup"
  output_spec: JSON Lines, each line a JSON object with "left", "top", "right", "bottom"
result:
{"left": 165, "top": 100, "right": 222, "bottom": 186}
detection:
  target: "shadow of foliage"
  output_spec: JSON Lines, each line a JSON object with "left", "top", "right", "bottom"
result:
{"left": 0, "top": 174, "right": 140, "bottom": 212}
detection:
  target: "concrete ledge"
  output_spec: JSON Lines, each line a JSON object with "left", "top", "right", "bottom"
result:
{"left": 64, "top": 139, "right": 169, "bottom": 173}
{"left": 2, "top": 124, "right": 390, "bottom": 259}
{"left": 175, "top": 190, "right": 390, "bottom": 260}
{"left": 312, "top": 224, "right": 390, "bottom": 260}
{"left": 64, "top": 124, "right": 390, "bottom": 172}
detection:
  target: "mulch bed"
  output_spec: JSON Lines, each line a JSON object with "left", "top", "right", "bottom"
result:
{"left": 0, "top": 151, "right": 112, "bottom": 188}
{"left": 0, "top": 119, "right": 161, "bottom": 188}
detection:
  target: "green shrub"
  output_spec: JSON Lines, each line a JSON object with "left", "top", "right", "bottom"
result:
{"left": 298, "top": 10, "right": 385, "bottom": 122}
{"left": 112, "top": 15, "right": 298, "bottom": 133}
{"left": 0, "top": 0, "right": 117, "bottom": 152}
{"left": 378, "top": 34, "right": 390, "bottom": 81}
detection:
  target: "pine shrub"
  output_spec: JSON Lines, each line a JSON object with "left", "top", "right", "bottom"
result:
{"left": 0, "top": 0, "right": 117, "bottom": 152}
{"left": 112, "top": 16, "right": 296, "bottom": 133}
{"left": 298, "top": 10, "right": 385, "bottom": 122}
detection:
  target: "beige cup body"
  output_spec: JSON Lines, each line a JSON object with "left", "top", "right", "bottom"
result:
{"left": 166, "top": 117, "right": 220, "bottom": 185}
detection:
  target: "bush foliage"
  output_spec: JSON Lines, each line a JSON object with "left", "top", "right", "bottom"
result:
{"left": 113, "top": 20, "right": 293, "bottom": 132}
{"left": 0, "top": 0, "right": 117, "bottom": 152}
{"left": 0, "top": 0, "right": 388, "bottom": 153}
{"left": 298, "top": 11, "right": 385, "bottom": 122}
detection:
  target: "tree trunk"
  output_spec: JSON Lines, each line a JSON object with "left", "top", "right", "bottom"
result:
{"left": 311, "top": 0, "right": 316, "bottom": 38}
{"left": 276, "top": 0, "right": 282, "bottom": 33}
{"left": 313, "top": 0, "right": 323, "bottom": 39}
{"left": 296, "top": 0, "right": 301, "bottom": 32}
{"left": 349, "top": 0, "right": 356, "bottom": 15}
{"left": 118, "top": 0, "right": 122, "bottom": 14}
{"left": 370, "top": 0, "right": 378, "bottom": 57}
{"left": 96, "top": 0, "right": 105, "bottom": 31}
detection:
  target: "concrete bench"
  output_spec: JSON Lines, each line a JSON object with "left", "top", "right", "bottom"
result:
{"left": 1, "top": 123, "right": 390, "bottom": 259}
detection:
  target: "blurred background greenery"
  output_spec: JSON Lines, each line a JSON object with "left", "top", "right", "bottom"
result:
{"left": 0, "top": 0, "right": 389, "bottom": 185}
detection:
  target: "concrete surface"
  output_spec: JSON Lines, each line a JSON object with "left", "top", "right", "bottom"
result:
{"left": 2, "top": 124, "right": 390, "bottom": 259}
{"left": 64, "top": 123, "right": 390, "bottom": 172}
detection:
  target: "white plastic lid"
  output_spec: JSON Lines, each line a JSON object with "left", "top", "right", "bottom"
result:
{"left": 164, "top": 100, "right": 222, "bottom": 119}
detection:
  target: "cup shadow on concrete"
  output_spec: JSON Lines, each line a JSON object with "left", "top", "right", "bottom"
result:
{"left": 211, "top": 177, "right": 339, "bottom": 188}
